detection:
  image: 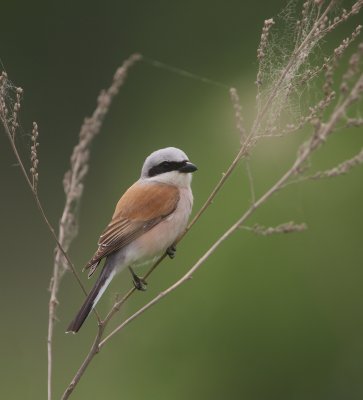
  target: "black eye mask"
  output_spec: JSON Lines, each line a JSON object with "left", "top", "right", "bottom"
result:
{"left": 148, "top": 160, "right": 188, "bottom": 177}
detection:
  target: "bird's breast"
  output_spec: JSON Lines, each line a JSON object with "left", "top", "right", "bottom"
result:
{"left": 123, "top": 186, "right": 193, "bottom": 266}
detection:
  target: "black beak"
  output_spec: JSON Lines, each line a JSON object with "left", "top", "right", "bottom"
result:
{"left": 179, "top": 161, "right": 198, "bottom": 173}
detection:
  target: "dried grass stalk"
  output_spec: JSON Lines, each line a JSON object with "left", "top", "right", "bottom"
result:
{"left": 48, "top": 53, "right": 141, "bottom": 400}
{"left": 242, "top": 222, "right": 307, "bottom": 236}
{"left": 311, "top": 148, "right": 363, "bottom": 179}
{"left": 1, "top": 54, "right": 141, "bottom": 400}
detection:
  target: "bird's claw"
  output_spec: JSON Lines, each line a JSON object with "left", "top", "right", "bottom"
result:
{"left": 166, "top": 245, "right": 177, "bottom": 259}
{"left": 128, "top": 266, "right": 147, "bottom": 291}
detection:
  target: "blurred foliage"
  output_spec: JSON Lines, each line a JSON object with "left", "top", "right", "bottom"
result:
{"left": 1, "top": 0, "right": 363, "bottom": 399}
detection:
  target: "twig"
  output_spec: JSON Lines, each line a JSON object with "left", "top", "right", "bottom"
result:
{"left": 61, "top": 326, "right": 105, "bottom": 399}
{"left": 254, "top": 0, "right": 336, "bottom": 132}
{"left": 30, "top": 122, "right": 39, "bottom": 192}
{"left": 256, "top": 17, "right": 275, "bottom": 92}
{"left": 286, "top": 147, "right": 363, "bottom": 186}
{"left": 311, "top": 148, "right": 363, "bottom": 178}
{"left": 0, "top": 74, "right": 87, "bottom": 293}
{"left": 245, "top": 159, "right": 256, "bottom": 205}
{"left": 346, "top": 117, "right": 363, "bottom": 127}
{"left": 241, "top": 221, "right": 307, "bottom": 236}
{"left": 230, "top": 87, "right": 247, "bottom": 142}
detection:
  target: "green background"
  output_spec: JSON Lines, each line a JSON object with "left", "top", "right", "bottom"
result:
{"left": 1, "top": 1, "right": 363, "bottom": 399}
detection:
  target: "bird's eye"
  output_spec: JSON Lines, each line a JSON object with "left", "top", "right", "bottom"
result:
{"left": 162, "top": 161, "right": 170, "bottom": 167}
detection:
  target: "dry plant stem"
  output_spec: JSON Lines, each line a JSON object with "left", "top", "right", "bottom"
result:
{"left": 1, "top": 52, "right": 142, "bottom": 400}
{"left": 2, "top": 112, "right": 90, "bottom": 400}
{"left": 311, "top": 148, "right": 363, "bottom": 178}
{"left": 48, "top": 53, "right": 141, "bottom": 400}
{"left": 100, "top": 73, "right": 363, "bottom": 346}
{"left": 2, "top": 122, "right": 87, "bottom": 293}
{"left": 62, "top": 325, "right": 105, "bottom": 399}
{"left": 285, "top": 147, "right": 363, "bottom": 186}
{"left": 346, "top": 117, "right": 363, "bottom": 127}
{"left": 245, "top": 159, "right": 256, "bottom": 204}
{"left": 254, "top": 0, "right": 335, "bottom": 133}
{"left": 242, "top": 221, "right": 307, "bottom": 236}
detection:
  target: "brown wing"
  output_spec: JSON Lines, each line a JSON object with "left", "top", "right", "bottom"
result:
{"left": 85, "top": 182, "right": 179, "bottom": 276}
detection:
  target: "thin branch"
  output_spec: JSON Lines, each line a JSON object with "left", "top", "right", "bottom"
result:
{"left": 311, "top": 148, "right": 363, "bottom": 179}
{"left": 253, "top": 0, "right": 336, "bottom": 133}
{"left": 256, "top": 17, "right": 275, "bottom": 94}
{"left": 230, "top": 87, "right": 247, "bottom": 142}
{"left": 320, "top": 1, "right": 363, "bottom": 36}
{"left": 100, "top": 72, "right": 363, "bottom": 347}
{"left": 346, "top": 117, "right": 363, "bottom": 127}
{"left": 30, "top": 122, "right": 39, "bottom": 192}
{"left": 286, "top": 147, "right": 363, "bottom": 187}
{"left": 245, "top": 159, "right": 256, "bottom": 205}
{"left": 61, "top": 326, "right": 105, "bottom": 399}
{"left": 0, "top": 77, "right": 87, "bottom": 294}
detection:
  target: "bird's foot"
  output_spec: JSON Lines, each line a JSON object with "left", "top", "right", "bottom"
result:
{"left": 128, "top": 266, "right": 147, "bottom": 291}
{"left": 166, "top": 245, "right": 177, "bottom": 259}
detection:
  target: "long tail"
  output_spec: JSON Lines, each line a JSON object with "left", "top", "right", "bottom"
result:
{"left": 66, "top": 262, "right": 115, "bottom": 333}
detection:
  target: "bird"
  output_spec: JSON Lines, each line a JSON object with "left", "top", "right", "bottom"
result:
{"left": 66, "top": 147, "right": 197, "bottom": 333}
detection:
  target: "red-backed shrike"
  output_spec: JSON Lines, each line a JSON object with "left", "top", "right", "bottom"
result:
{"left": 66, "top": 147, "right": 197, "bottom": 333}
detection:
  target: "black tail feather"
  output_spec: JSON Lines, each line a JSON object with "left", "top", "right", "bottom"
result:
{"left": 66, "top": 263, "right": 113, "bottom": 333}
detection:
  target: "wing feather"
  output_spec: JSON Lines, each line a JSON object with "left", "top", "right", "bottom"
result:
{"left": 85, "top": 182, "right": 179, "bottom": 275}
